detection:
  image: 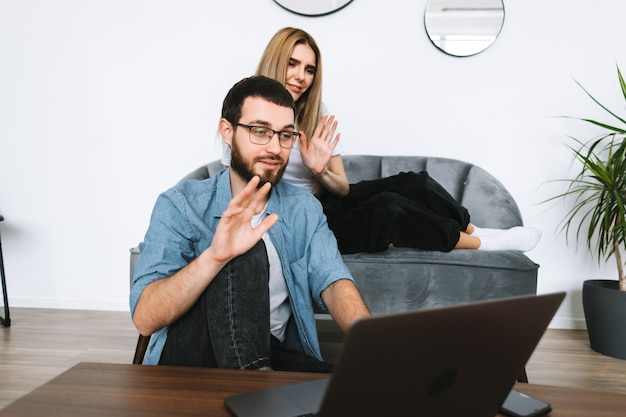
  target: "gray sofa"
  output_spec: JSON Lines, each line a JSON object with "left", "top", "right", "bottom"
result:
{"left": 129, "top": 155, "right": 538, "bottom": 363}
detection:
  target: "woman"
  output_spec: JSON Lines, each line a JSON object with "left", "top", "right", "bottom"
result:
{"left": 224, "top": 27, "right": 541, "bottom": 254}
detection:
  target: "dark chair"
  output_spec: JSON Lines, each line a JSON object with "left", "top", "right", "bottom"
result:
{"left": 130, "top": 246, "right": 150, "bottom": 364}
{"left": 0, "top": 214, "right": 11, "bottom": 327}
{"left": 133, "top": 334, "right": 150, "bottom": 365}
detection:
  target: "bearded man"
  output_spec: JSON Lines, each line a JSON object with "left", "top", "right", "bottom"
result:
{"left": 130, "top": 76, "right": 370, "bottom": 371}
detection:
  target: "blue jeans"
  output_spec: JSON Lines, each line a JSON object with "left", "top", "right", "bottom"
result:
{"left": 159, "top": 240, "right": 332, "bottom": 373}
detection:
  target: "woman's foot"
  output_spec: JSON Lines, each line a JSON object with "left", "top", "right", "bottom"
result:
{"left": 477, "top": 227, "right": 542, "bottom": 252}
{"left": 471, "top": 226, "right": 505, "bottom": 237}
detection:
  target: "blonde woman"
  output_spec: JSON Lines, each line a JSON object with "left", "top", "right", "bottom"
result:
{"left": 223, "top": 27, "right": 541, "bottom": 254}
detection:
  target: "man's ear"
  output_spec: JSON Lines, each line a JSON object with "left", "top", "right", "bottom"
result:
{"left": 219, "top": 118, "right": 233, "bottom": 146}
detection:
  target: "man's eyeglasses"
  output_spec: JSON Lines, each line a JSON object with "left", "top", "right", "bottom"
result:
{"left": 236, "top": 123, "right": 300, "bottom": 149}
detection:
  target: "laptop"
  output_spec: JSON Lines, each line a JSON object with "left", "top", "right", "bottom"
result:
{"left": 225, "top": 292, "right": 565, "bottom": 417}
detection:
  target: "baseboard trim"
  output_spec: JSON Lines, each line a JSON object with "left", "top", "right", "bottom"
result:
{"left": 7, "top": 296, "right": 129, "bottom": 312}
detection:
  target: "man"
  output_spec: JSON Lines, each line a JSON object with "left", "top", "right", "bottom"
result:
{"left": 130, "top": 76, "right": 370, "bottom": 371}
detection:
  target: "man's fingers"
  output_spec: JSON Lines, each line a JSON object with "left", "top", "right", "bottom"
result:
{"left": 250, "top": 181, "right": 272, "bottom": 213}
{"left": 231, "top": 176, "right": 260, "bottom": 204}
{"left": 256, "top": 213, "right": 279, "bottom": 235}
{"left": 231, "top": 176, "right": 271, "bottom": 207}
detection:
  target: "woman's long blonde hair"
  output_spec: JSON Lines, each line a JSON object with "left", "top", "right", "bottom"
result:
{"left": 255, "top": 27, "right": 323, "bottom": 142}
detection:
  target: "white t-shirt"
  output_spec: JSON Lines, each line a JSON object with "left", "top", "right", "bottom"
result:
{"left": 222, "top": 103, "right": 343, "bottom": 193}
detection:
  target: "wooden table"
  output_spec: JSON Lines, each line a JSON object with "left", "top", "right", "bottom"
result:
{"left": 1, "top": 362, "right": 626, "bottom": 416}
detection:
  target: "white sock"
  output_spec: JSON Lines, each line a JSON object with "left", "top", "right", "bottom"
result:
{"left": 471, "top": 226, "right": 506, "bottom": 237}
{"left": 477, "top": 226, "right": 542, "bottom": 252}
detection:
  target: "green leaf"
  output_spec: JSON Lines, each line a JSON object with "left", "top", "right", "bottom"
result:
{"left": 544, "top": 66, "right": 626, "bottom": 286}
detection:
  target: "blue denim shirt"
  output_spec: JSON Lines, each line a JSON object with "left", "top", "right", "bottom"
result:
{"left": 130, "top": 168, "right": 354, "bottom": 365}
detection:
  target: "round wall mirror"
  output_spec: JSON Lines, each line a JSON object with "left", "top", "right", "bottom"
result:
{"left": 424, "top": 0, "right": 505, "bottom": 57}
{"left": 273, "top": 0, "right": 354, "bottom": 17}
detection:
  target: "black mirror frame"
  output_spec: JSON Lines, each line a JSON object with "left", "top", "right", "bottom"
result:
{"left": 423, "top": 0, "right": 505, "bottom": 58}
{"left": 273, "top": 0, "right": 354, "bottom": 17}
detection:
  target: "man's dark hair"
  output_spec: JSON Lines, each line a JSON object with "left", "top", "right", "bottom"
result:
{"left": 221, "top": 76, "right": 295, "bottom": 124}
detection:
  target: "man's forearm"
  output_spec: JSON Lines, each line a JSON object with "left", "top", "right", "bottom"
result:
{"left": 133, "top": 179, "right": 279, "bottom": 336}
{"left": 132, "top": 247, "right": 227, "bottom": 336}
{"left": 322, "top": 279, "right": 371, "bottom": 332}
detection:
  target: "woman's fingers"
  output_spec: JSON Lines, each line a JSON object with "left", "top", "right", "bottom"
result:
{"left": 313, "top": 115, "right": 338, "bottom": 143}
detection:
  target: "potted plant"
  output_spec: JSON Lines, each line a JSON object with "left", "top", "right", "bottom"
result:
{"left": 547, "top": 64, "right": 626, "bottom": 360}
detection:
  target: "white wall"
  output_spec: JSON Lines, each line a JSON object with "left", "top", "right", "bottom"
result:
{"left": 1, "top": 0, "right": 625, "bottom": 328}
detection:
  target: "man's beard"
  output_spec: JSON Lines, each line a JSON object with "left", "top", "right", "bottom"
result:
{"left": 230, "top": 139, "right": 287, "bottom": 188}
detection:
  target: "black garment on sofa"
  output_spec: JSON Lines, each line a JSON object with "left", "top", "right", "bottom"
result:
{"left": 319, "top": 171, "right": 471, "bottom": 254}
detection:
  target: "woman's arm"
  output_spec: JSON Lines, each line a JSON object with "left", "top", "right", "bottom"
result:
{"left": 300, "top": 115, "right": 350, "bottom": 196}
{"left": 312, "top": 154, "right": 349, "bottom": 196}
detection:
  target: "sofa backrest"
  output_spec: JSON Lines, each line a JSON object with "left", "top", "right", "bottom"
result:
{"left": 180, "top": 155, "right": 523, "bottom": 229}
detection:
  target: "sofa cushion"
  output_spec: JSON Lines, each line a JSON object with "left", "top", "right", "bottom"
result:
{"left": 343, "top": 248, "right": 538, "bottom": 315}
